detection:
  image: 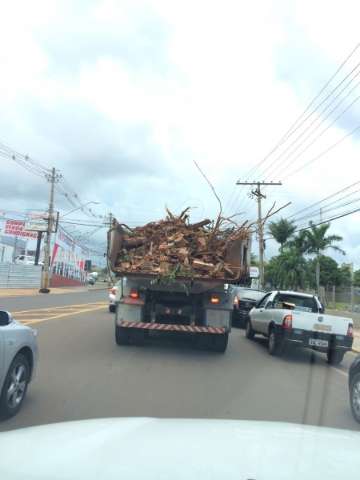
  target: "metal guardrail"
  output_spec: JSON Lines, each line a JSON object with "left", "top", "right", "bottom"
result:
{"left": 0, "top": 263, "right": 42, "bottom": 288}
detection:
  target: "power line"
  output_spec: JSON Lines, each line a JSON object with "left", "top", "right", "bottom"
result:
{"left": 282, "top": 124, "right": 360, "bottom": 182}
{"left": 242, "top": 42, "right": 360, "bottom": 181}
{"left": 292, "top": 195, "right": 360, "bottom": 225}
{"left": 288, "top": 179, "right": 360, "bottom": 220}
{"left": 266, "top": 93, "right": 360, "bottom": 181}
{"left": 266, "top": 205, "right": 360, "bottom": 241}
{"left": 226, "top": 43, "right": 360, "bottom": 214}
{"left": 261, "top": 71, "right": 360, "bottom": 180}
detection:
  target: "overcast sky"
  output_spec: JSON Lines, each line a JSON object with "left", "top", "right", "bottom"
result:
{"left": 0, "top": 0, "right": 360, "bottom": 266}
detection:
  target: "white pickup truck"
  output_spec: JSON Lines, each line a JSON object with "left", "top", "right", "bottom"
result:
{"left": 246, "top": 290, "right": 353, "bottom": 365}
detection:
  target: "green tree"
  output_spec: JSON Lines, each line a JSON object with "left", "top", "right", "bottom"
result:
{"left": 287, "top": 230, "right": 308, "bottom": 255}
{"left": 354, "top": 269, "right": 360, "bottom": 287}
{"left": 337, "top": 264, "right": 352, "bottom": 287}
{"left": 268, "top": 218, "right": 297, "bottom": 252}
{"left": 304, "top": 222, "right": 345, "bottom": 294}
{"left": 307, "top": 256, "right": 341, "bottom": 288}
{"left": 265, "top": 248, "right": 308, "bottom": 290}
{"left": 250, "top": 253, "right": 259, "bottom": 266}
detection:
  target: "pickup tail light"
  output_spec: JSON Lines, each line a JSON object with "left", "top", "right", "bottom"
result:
{"left": 282, "top": 314, "right": 293, "bottom": 330}
{"left": 347, "top": 324, "right": 354, "bottom": 337}
{"left": 233, "top": 296, "right": 239, "bottom": 307}
{"left": 210, "top": 294, "right": 220, "bottom": 305}
{"left": 129, "top": 288, "right": 140, "bottom": 300}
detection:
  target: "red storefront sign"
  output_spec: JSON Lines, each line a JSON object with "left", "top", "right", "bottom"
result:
{"left": 4, "top": 220, "right": 37, "bottom": 239}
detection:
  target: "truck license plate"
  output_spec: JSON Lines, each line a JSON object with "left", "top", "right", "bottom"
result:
{"left": 309, "top": 338, "right": 328, "bottom": 348}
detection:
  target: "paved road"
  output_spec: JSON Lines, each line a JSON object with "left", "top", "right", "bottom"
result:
{"left": 0, "top": 287, "right": 107, "bottom": 312}
{"left": 0, "top": 292, "right": 359, "bottom": 433}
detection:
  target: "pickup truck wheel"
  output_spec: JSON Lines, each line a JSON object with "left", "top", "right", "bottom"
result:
{"left": 327, "top": 349, "right": 345, "bottom": 365}
{"left": 350, "top": 372, "right": 360, "bottom": 423}
{"left": 245, "top": 319, "right": 255, "bottom": 340}
{"left": 0, "top": 354, "right": 30, "bottom": 420}
{"left": 115, "top": 326, "right": 130, "bottom": 345}
{"left": 268, "top": 328, "right": 283, "bottom": 356}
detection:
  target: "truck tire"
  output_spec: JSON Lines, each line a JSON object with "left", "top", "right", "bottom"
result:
{"left": 0, "top": 353, "right": 30, "bottom": 420}
{"left": 211, "top": 333, "right": 229, "bottom": 353}
{"left": 115, "top": 326, "right": 130, "bottom": 345}
{"left": 327, "top": 349, "right": 345, "bottom": 365}
{"left": 350, "top": 372, "right": 360, "bottom": 423}
{"left": 268, "top": 327, "right": 283, "bottom": 356}
{"left": 245, "top": 319, "right": 255, "bottom": 340}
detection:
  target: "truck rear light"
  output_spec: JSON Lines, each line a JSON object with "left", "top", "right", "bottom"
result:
{"left": 210, "top": 294, "right": 220, "bottom": 305}
{"left": 347, "top": 324, "right": 354, "bottom": 337}
{"left": 282, "top": 314, "right": 293, "bottom": 330}
{"left": 233, "top": 296, "right": 239, "bottom": 306}
{"left": 129, "top": 289, "right": 139, "bottom": 300}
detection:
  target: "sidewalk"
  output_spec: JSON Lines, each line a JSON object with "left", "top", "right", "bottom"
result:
{"left": 0, "top": 284, "right": 108, "bottom": 298}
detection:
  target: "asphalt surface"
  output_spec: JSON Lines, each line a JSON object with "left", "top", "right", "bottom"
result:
{"left": 0, "top": 291, "right": 359, "bottom": 433}
{"left": 0, "top": 287, "right": 107, "bottom": 311}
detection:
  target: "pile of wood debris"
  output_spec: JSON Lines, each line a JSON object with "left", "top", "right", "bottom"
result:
{"left": 112, "top": 208, "right": 250, "bottom": 281}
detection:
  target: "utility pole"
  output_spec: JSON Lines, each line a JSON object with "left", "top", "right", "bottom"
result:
{"left": 236, "top": 181, "right": 282, "bottom": 289}
{"left": 40, "top": 167, "right": 61, "bottom": 293}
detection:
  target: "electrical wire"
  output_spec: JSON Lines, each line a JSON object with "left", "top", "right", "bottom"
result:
{"left": 288, "top": 179, "right": 360, "bottom": 220}
{"left": 226, "top": 43, "right": 360, "bottom": 214}
{"left": 243, "top": 42, "right": 360, "bottom": 181}
{"left": 260, "top": 72, "right": 360, "bottom": 180}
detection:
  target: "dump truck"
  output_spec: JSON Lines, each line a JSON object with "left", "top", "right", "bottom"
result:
{"left": 108, "top": 210, "right": 251, "bottom": 352}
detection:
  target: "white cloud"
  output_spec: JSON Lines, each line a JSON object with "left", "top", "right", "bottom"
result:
{"left": 0, "top": 0, "right": 360, "bottom": 263}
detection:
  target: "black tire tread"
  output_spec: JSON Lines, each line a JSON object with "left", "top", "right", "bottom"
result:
{"left": 0, "top": 353, "right": 30, "bottom": 420}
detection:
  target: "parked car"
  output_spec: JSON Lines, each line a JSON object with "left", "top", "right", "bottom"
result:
{"left": 109, "top": 285, "right": 118, "bottom": 313}
{"left": 230, "top": 287, "right": 266, "bottom": 328}
{"left": 0, "top": 310, "right": 38, "bottom": 419}
{"left": 349, "top": 355, "right": 360, "bottom": 423}
{"left": 14, "top": 255, "right": 43, "bottom": 266}
{"left": 247, "top": 290, "right": 353, "bottom": 364}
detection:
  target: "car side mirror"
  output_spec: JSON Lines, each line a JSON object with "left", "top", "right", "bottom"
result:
{"left": 0, "top": 311, "right": 11, "bottom": 326}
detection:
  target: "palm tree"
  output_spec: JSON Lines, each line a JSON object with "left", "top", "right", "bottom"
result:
{"left": 266, "top": 248, "right": 308, "bottom": 290}
{"left": 287, "top": 230, "right": 308, "bottom": 255}
{"left": 268, "top": 218, "right": 296, "bottom": 252}
{"left": 304, "top": 222, "right": 345, "bottom": 294}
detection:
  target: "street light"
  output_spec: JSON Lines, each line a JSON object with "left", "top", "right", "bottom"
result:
{"left": 60, "top": 201, "right": 100, "bottom": 218}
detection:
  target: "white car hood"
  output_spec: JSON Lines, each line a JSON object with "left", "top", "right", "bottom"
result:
{"left": 0, "top": 418, "right": 359, "bottom": 479}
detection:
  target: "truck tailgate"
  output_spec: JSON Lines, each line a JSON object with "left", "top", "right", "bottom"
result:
{"left": 291, "top": 310, "right": 352, "bottom": 335}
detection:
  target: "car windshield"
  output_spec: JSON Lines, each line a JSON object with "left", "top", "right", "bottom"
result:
{"left": 1, "top": 2, "right": 360, "bottom": 477}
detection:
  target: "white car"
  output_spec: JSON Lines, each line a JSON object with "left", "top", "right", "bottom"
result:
{"left": 0, "top": 418, "right": 360, "bottom": 478}
{"left": 0, "top": 310, "right": 38, "bottom": 419}
{"left": 247, "top": 290, "right": 353, "bottom": 365}
{"left": 14, "top": 255, "right": 43, "bottom": 266}
{"left": 109, "top": 286, "right": 118, "bottom": 313}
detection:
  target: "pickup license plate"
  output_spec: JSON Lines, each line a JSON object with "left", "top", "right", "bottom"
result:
{"left": 309, "top": 338, "right": 328, "bottom": 348}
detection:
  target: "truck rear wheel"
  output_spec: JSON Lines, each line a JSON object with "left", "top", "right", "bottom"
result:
{"left": 327, "top": 349, "right": 345, "bottom": 365}
{"left": 115, "top": 326, "right": 130, "bottom": 345}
